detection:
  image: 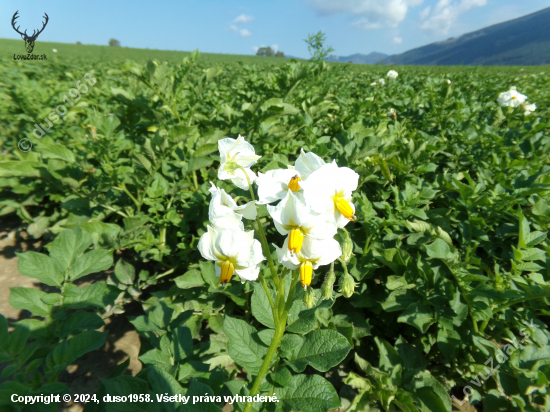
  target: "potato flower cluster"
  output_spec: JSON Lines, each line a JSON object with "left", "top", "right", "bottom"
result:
{"left": 497, "top": 86, "right": 536, "bottom": 116}
{"left": 198, "top": 134, "right": 359, "bottom": 289}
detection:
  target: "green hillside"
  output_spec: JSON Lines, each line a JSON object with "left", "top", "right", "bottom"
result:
{"left": 1, "top": 37, "right": 291, "bottom": 65}
{"left": 384, "top": 7, "right": 550, "bottom": 66}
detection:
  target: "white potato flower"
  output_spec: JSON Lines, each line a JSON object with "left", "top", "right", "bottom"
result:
{"left": 387, "top": 108, "right": 397, "bottom": 118}
{"left": 267, "top": 191, "right": 338, "bottom": 255}
{"left": 378, "top": 78, "right": 385, "bottom": 85}
{"left": 524, "top": 103, "right": 537, "bottom": 116}
{"left": 497, "top": 87, "right": 527, "bottom": 108}
{"left": 255, "top": 149, "right": 326, "bottom": 205}
{"left": 208, "top": 183, "right": 257, "bottom": 229}
{"left": 300, "top": 162, "right": 359, "bottom": 228}
{"left": 446, "top": 79, "right": 451, "bottom": 85}
{"left": 387, "top": 70, "right": 398, "bottom": 79}
{"left": 218, "top": 134, "right": 261, "bottom": 190}
{"left": 198, "top": 225, "right": 265, "bottom": 284}
{"left": 275, "top": 236, "right": 342, "bottom": 288}
{"left": 370, "top": 81, "right": 378, "bottom": 86}
{"left": 52, "top": 48, "right": 58, "bottom": 53}
{"left": 294, "top": 149, "right": 327, "bottom": 180}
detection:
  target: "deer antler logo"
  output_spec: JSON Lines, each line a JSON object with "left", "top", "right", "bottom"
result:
{"left": 12, "top": 11, "right": 49, "bottom": 54}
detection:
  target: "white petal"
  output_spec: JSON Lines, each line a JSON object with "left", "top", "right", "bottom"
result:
{"left": 218, "top": 137, "right": 239, "bottom": 158}
{"left": 198, "top": 227, "right": 218, "bottom": 261}
{"left": 235, "top": 152, "right": 261, "bottom": 168}
{"left": 236, "top": 264, "right": 261, "bottom": 281}
{"left": 215, "top": 228, "right": 244, "bottom": 260}
{"left": 274, "top": 238, "right": 300, "bottom": 269}
{"left": 234, "top": 201, "right": 258, "bottom": 220}
{"left": 294, "top": 149, "right": 326, "bottom": 179}
{"left": 256, "top": 169, "right": 296, "bottom": 204}
{"left": 231, "top": 167, "right": 257, "bottom": 190}
{"left": 301, "top": 237, "right": 342, "bottom": 269}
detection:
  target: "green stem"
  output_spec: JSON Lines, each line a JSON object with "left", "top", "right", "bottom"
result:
{"left": 237, "top": 165, "right": 280, "bottom": 288}
{"left": 260, "top": 275, "right": 278, "bottom": 329}
{"left": 192, "top": 170, "right": 199, "bottom": 191}
{"left": 243, "top": 270, "right": 299, "bottom": 412}
{"left": 494, "top": 292, "right": 550, "bottom": 314}
{"left": 114, "top": 184, "right": 140, "bottom": 209}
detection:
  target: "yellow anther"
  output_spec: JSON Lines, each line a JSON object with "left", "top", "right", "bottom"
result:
{"left": 219, "top": 260, "right": 235, "bottom": 285}
{"left": 288, "top": 175, "right": 301, "bottom": 192}
{"left": 300, "top": 261, "right": 313, "bottom": 288}
{"left": 335, "top": 198, "right": 356, "bottom": 221}
{"left": 288, "top": 228, "right": 304, "bottom": 254}
{"left": 511, "top": 95, "right": 517, "bottom": 99}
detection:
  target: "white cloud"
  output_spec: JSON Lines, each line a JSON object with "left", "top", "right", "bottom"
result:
{"left": 240, "top": 29, "right": 252, "bottom": 37}
{"left": 420, "top": 0, "right": 487, "bottom": 35}
{"left": 252, "top": 46, "right": 259, "bottom": 53}
{"left": 233, "top": 14, "right": 254, "bottom": 24}
{"left": 230, "top": 25, "right": 252, "bottom": 37}
{"left": 306, "top": 0, "right": 423, "bottom": 29}
{"left": 393, "top": 36, "right": 403, "bottom": 44}
{"left": 420, "top": 6, "right": 431, "bottom": 19}
{"left": 271, "top": 44, "right": 279, "bottom": 52}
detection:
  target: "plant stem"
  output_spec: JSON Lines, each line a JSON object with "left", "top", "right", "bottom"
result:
{"left": 243, "top": 270, "right": 299, "bottom": 412}
{"left": 237, "top": 165, "right": 280, "bottom": 287}
{"left": 259, "top": 275, "right": 278, "bottom": 328}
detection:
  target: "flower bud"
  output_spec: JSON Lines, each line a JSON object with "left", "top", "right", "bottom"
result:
{"left": 304, "top": 286, "right": 317, "bottom": 309}
{"left": 321, "top": 268, "right": 336, "bottom": 300}
{"left": 340, "top": 230, "right": 354, "bottom": 263}
{"left": 338, "top": 273, "right": 357, "bottom": 298}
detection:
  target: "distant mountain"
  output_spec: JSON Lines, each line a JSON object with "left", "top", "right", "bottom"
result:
{"left": 326, "top": 52, "right": 388, "bottom": 64}
{"left": 383, "top": 7, "right": 550, "bottom": 65}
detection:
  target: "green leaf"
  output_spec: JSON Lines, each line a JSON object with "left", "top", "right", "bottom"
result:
{"left": 39, "top": 143, "right": 76, "bottom": 163}
{"left": 0, "top": 161, "right": 42, "bottom": 177}
{"left": 0, "top": 315, "right": 8, "bottom": 351}
{"left": 9, "top": 287, "right": 53, "bottom": 317}
{"left": 251, "top": 282, "right": 275, "bottom": 329}
{"left": 223, "top": 316, "right": 269, "bottom": 374}
{"left": 66, "top": 331, "right": 107, "bottom": 364}
{"left": 425, "top": 238, "right": 456, "bottom": 260}
{"left": 281, "top": 329, "right": 352, "bottom": 373}
{"left": 277, "top": 374, "right": 340, "bottom": 412}
{"left": 147, "top": 365, "right": 185, "bottom": 399}
{"left": 397, "top": 304, "right": 435, "bottom": 333}
{"left": 171, "top": 326, "right": 194, "bottom": 362}
{"left": 286, "top": 289, "right": 334, "bottom": 334}
{"left": 16, "top": 251, "right": 63, "bottom": 287}
{"left": 174, "top": 269, "right": 205, "bottom": 289}
{"left": 69, "top": 249, "right": 113, "bottom": 281}
{"left": 50, "top": 226, "right": 93, "bottom": 272}
{"left": 413, "top": 372, "right": 452, "bottom": 412}
{"left": 63, "top": 283, "right": 119, "bottom": 309}
{"left": 146, "top": 174, "right": 170, "bottom": 198}
{"left": 194, "top": 143, "right": 218, "bottom": 157}
{"left": 114, "top": 259, "right": 136, "bottom": 285}
{"left": 8, "top": 325, "right": 30, "bottom": 356}
{"left": 57, "top": 312, "right": 105, "bottom": 337}
{"left": 139, "top": 349, "right": 173, "bottom": 367}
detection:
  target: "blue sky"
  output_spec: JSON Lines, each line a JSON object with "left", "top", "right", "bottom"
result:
{"left": 1, "top": 0, "right": 549, "bottom": 57}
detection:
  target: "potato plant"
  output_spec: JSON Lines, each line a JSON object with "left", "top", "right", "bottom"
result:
{"left": 0, "top": 52, "right": 549, "bottom": 412}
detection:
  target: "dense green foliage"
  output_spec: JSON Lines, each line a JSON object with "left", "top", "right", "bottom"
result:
{"left": 1, "top": 45, "right": 550, "bottom": 412}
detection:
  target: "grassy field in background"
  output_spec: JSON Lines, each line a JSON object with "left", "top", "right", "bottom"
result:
{"left": 2, "top": 37, "right": 549, "bottom": 74}
{"left": 0, "top": 37, "right": 294, "bottom": 65}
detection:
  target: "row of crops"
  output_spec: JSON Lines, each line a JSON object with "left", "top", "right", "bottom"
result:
{"left": 1, "top": 50, "right": 550, "bottom": 412}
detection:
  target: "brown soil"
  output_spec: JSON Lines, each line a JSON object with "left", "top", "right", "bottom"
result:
{"left": 0, "top": 219, "right": 141, "bottom": 412}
